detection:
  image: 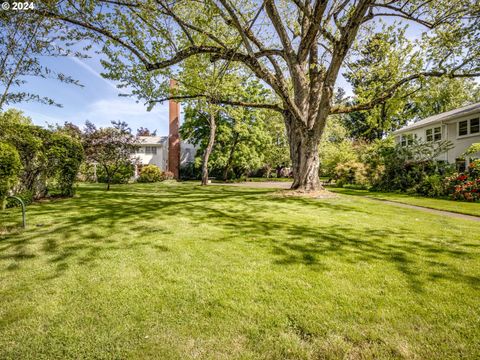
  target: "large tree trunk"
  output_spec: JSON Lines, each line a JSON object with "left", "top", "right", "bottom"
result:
{"left": 284, "top": 111, "right": 322, "bottom": 191}
{"left": 201, "top": 111, "right": 216, "bottom": 186}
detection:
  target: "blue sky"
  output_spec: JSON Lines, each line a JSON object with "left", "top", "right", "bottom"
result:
{"left": 7, "top": 54, "right": 172, "bottom": 135}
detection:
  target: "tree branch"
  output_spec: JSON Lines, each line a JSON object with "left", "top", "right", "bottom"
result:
{"left": 37, "top": 9, "right": 152, "bottom": 67}
{"left": 298, "top": 0, "right": 329, "bottom": 62}
{"left": 149, "top": 94, "right": 283, "bottom": 111}
{"left": 330, "top": 70, "right": 480, "bottom": 114}
{"left": 264, "top": 0, "right": 296, "bottom": 62}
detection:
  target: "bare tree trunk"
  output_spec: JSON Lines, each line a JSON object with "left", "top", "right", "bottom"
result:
{"left": 284, "top": 111, "right": 322, "bottom": 191}
{"left": 222, "top": 132, "right": 239, "bottom": 181}
{"left": 201, "top": 110, "right": 216, "bottom": 186}
{"left": 105, "top": 166, "right": 111, "bottom": 190}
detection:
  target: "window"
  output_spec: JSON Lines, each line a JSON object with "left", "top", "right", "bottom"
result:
{"left": 145, "top": 146, "right": 157, "bottom": 155}
{"left": 137, "top": 147, "right": 144, "bottom": 154}
{"left": 471, "top": 118, "right": 479, "bottom": 134}
{"left": 458, "top": 118, "right": 480, "bottom": 137}
{"left": 400, "top": 133, "right": 415, "bottom": 146}
{"left": 459, "top": 120, "right": 468, "bottom": 136}
{"left": 426, "top": 129, "right": 432, "bottom": 141}
{"left": 426, "top": 126, "right": 441, "bottom": 142}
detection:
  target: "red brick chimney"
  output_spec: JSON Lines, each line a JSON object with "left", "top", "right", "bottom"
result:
{"left": 168, "top": 79, "right": 180, "bottom": 179}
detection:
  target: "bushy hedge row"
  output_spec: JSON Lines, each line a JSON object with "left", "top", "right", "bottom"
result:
{"left": 0, "top": 142, "right": 21, "bottom": 209}
{"left": 0, "top": 110, "right": 84, "bottom": 205}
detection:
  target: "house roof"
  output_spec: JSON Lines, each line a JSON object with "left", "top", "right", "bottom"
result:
{"left": 392, "top": 102, "right": 480, "bottom": 135}
{"left": 137, "top": 136, "right": 168, "bottom": 145}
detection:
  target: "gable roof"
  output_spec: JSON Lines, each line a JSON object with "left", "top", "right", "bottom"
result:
{"left": 137, "top": 136, "right": 168, "bottom": 145}
{"left": 393, "top": 102, "right": 480, "bottom": 135}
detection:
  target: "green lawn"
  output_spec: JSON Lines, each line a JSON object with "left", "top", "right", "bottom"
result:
{"left": 1, "top": 183, "right": 479, "bottom": 359}
{"left": 328, "top": 187, "right": 480, "bottom": 217}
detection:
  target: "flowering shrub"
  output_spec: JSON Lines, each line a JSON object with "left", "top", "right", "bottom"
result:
{"left": 137, "top": 166, "right": 176, "bottom": 182}
{"left": 161, "top": 171, "right": 175, "bottom": 181}
{"left": 447, "top": 161, "right": 480, "bottom": 202}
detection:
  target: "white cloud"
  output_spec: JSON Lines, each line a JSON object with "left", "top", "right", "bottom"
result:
{"left": 13, "top": 96, "right": 173, "bottom": 135}
{"left": 70, "top": 57, "right": 118, "bottom": 91}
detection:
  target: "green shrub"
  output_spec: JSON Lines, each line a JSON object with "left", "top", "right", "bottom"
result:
{"left": 0, "top": 110, "right": 85, "bottom": 200}
{"left": 416, "top": 174, "right": 449, "bottom": 198}
{"left": 0, "top": 142, "right": 21, "bottom": 210}
{"left": 334, "top": 160, "right": 369, "bottom": 188}
{"left": 46, "top": 133, "right": 84, "bottom": 197}
{"left": 97, "top": 162, "right": 135, "bottom": 184}
{"left": 137, "top": 165, "right": 162, "bottom": 183}
{"left": 6, "top": 189, "right": 34, "bottom": 208}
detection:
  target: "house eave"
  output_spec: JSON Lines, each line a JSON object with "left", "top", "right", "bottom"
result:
{"left": 392, "top": 105, "right": 480, "bottom": 136}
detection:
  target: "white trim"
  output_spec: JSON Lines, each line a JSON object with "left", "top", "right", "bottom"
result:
{"left": 393, "top": 104, "right": 480, "bottom": 135}
{"left": 424, "top": 125, "right": 442, "bottom": 142}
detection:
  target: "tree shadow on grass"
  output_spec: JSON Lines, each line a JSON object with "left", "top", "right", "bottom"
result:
{"left": 0, "top": 183, "right": 478, "bottom": 291}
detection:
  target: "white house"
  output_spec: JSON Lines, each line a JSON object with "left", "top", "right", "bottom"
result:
{"left": 133, "top": 136, "right": 196, "bottom": 175}
{"left": 132, "top": 86, "right": 197, "bottom": 178}
{"left": 392, "top": 102, "right": 480, "bottom": 171}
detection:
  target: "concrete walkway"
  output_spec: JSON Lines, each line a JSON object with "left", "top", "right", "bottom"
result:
{"left": 212, "top": 181, "right": 480, "bottom": 222}
{"left": 365, "top": 197, "right": 480, "bottom": 222}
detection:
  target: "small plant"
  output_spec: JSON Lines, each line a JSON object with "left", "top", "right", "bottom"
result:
{"left": 137, "top": 165, "right": 162, "bottom": 183}
{"left": 161, "top": 171, "right": 175, "bottom": 181}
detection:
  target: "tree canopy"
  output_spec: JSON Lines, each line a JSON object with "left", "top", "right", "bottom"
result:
{"left": 0, "top": 10, "right": 83, "bottom": 109}
{"left": 31, "top": 0, "right": 480, "bottom": 190}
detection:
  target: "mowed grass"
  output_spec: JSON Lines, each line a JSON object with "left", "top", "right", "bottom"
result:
{"left": 328, "top": 186, "right": 480, "bottom": 217}
{"left": 0, "top": 183, "right": 479, "bottom": 359}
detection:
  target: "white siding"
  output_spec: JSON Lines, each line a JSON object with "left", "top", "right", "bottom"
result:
{"left": 134, "top": 145, "right": 168, "bottom": 171}
{"left": 395, "top": 110, "right": 480, "bottom": 164}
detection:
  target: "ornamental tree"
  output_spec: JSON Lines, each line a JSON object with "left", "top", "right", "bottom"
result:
{"left": 37, "top": 0, "right": 480, "bottom": 190}
{"left": 82, "top": 121, "right": 139, "bottom": 190}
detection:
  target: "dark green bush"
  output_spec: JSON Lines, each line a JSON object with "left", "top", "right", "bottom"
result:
{"left": 415, "top": 174, "right": 449, "bottom": 198}
{"left": 46, "top": 133, "right": 84, "bottom": 197}
{"left": 6, "top": 190, "right": 34, "bottom": 208}
{"left": 0, "top": 110, "right": 85, "bottom": 201}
